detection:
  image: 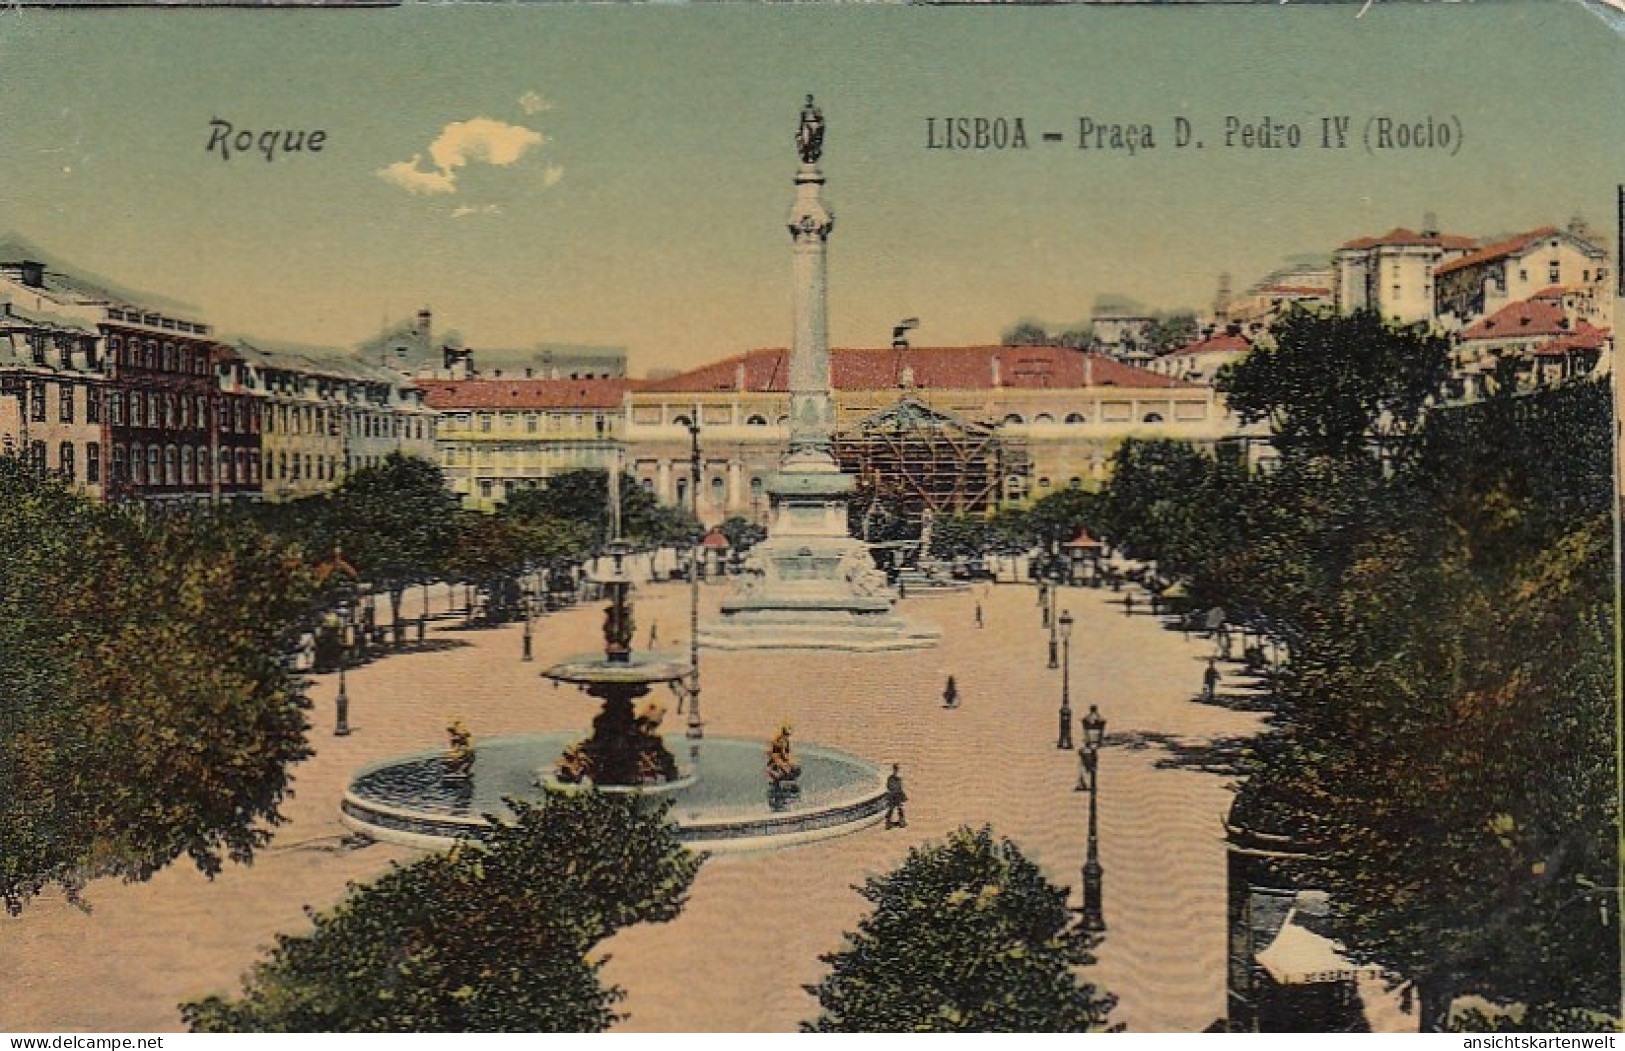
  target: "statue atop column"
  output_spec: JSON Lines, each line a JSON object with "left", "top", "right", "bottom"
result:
{"left": 796, "top": 94, "right": 825, "bottom": 165}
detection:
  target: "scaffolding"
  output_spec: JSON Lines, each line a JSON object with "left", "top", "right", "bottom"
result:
{"left": 835, "top": 397, "right": 1028, "bottom": 530}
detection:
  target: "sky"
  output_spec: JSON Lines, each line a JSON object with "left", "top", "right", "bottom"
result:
{"left": 0, "top": 2, "right": 1621, "bottom": 374}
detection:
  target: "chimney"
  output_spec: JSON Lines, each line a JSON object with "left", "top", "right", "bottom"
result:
{"left": 525, "top": 367, "right": 534, "bottom": 378}
{"left": 1083, "top": 354, "right": 1093, "bottom": 388}
{"left": 735, "top": 361, "right": 747, "bottom": 391}
{"left": 19, "top": 261, "right": 44, "bottom": 289}
{"left": 1422, "top": 211, "right": 1439, "bottom": 238}
{"left": 990, "top": 355, "right": 1001, "bottom": 388}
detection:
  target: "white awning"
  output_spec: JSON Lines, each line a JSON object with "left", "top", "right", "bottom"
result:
{"left": 1256, "top": 909, "right": 1385, "bottom": 986}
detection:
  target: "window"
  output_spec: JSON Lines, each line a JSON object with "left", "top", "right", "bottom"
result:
{"left": 1142, "top": 412, "right": 1165, "bottom": 423}
{"left": 291, "top": 452, "right": 301, "bottom": 481}
{"left": 162, "top": 343, "right": 176, "bottom": 372}
{"left": 1002, "top": 413, "right": 1024, "bottom": 426}
{"left": 746, "top": 414, "right": 768, "bottom": 426}
{"left": 238, "top": 450, "right": 249, "bottom": 486}
{"left": 28, "top": 335, "right": 45, "bottom": 367}
{"left": 148, "top": 393, "right": 159, "bottom": 429}
{"left": 59, "top": 384, "right": 73, "bottom": 423}
{"left": 130, "top": 392, "right": 145, "bottom": 428}
{"left": 111, "top": 444, "right": 125, "bottom": 483}
{"left": 146, "top": 445, "right": 159, "bottom": 486}
{"left": 478, "top": 413, "right": 493, "bottom": 433}
{"left": 710, "top": 475, "right": 725, "bottom": 506}
{"left": 672, "top": 414, "right": 692, "bottom": 428}
{"left": 675, "top": 478, "right": 689, "bottom": 505}
{"left": 86, "top": 389, "right": 101, "bottom": 424}
{"left": 181, "top": 445, "right": 194, "bottom": 485}
{"left": 1069, "top": 477, "right": 1082, "bottom": 489}
{"left": 164, "top": 445, "right": 178, "bottom": 486}
{"left": 526, "top": 414, "right": 538, "bottom": 433}
{"left": 110, "top": 391, "right": 124, "bottom": 426}
{"left": 142, "top": 342, "right": 156, "bottom": 369}
{"left": 130, "top": 442, "right": 143, "bottom": 484}
{"left": 30, "top": 381, "right": 46, "bottom": 422}
{"left": 479, "top": 479, "right": 493, "bottom": 499}
{"left": 56, "top": 337, "right": 72, "bottom": 369}
{"left": 29, "top": 440, "right": 45, "bottom": 474}
{"left": 59, "top": 442, "right": 74, "bottom": 482}
{"left": 1037, "top": 477, "right": 1051, "bottom": 490}
{"left": 1034, "top": 413, "right": 1055, "bottom": 425}
{"left": 198, "top": 447, "right": 211, "bottom": 485}
{"left": 222, "top": 448, "right": 235, "bottom": 485}
{"left": 278, "top": 451, "right": 287, "bottom": 480}
{"left": 1549, "top": 260, "right": 1561, "bottom": 285}
{"left": 1065, "top": 412, "right": 1087, "bottom": 424}
{"left": 1518, "top": 268, "right": 1528, "bottom": 283}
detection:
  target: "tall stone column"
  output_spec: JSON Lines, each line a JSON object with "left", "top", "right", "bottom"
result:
{"left": 784, "top": 98, "right": 838, "bottom": 473}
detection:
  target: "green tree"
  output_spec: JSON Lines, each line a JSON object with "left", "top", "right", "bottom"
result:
{"left": 1142, "top": 313, "right": 1199, "bottom": 355}
{"left": 717, "top": 515, "right": 767, "bottom": 552}
{"left": 1216, "top": 308, "right": 1451, "bottom": 462}
{"left": 803, "top": 826, "right": 1116, "bottom": 1032}
{"left": 182, "top": 790, "right": 703, "bottom": 1032}
{"left": 0, "top": 463, "right": 315, "bottom": 914}
{"left": 328, "top": 453, "right": 461, "bottom": 644}
{"left": 505, "top": 469, "right": 697, "bottom": 549}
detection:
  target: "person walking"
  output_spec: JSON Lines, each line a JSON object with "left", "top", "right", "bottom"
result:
{"left": 1124, "top": 591, "right": 1136, "bottom": 617}
{"left": 942, "top": 675, "right": 959, "bottom": 709}
{"left": 884, "top": 764, "right": 909, "bottom": 828}
{"left": 974, "top": 601, "right": 983, "bottom": 629}
{"left": 1203, "top": 657, "right": 1221, "bottom": 702}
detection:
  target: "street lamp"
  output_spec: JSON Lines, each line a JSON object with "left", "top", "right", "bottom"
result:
{"left": 333, "top": 598, "right": 353, "bottom": 737}
{"left": 1047, "top": 581, "right": 1060, "bottom": 670}
{"left": 685, "top": 419, "right": 704, "bottom": 740}
{"left": 1079, "top": 704, "right": 1106, "bottom": 932}
{"left": 1057, "top": 609, "right": 1075, "bottom": 749}
{"left": 521, "top": 589, "right": 534, "bottom": 662}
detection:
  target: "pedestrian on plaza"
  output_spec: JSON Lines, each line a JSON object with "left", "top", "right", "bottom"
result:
{"left": 884, "top": 764, "right": 909, "bottom": 828}
{"left": 1203, "top": 657, "right": 1220, "bottom": 702}
{"left": 974, "top": 601, "right": 983, "bottom": 629}
{"left": 1124, "top": 591, "right": 1136, "bottom": 617}
{"left": 1038, "top": 581, "right": 1048, "bottom": 607}
{"left": 942, "top": 675, "right": 959, "bottom": 709}
{"left": 648, "top": 621, "right": 659, "bottom": 650}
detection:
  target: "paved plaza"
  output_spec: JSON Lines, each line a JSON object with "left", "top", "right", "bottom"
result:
{"left": 4, "top": 579, "right": 1340, "bottom": 1033}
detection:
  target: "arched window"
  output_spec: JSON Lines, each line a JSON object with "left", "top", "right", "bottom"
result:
{"left": 1003, "top": 413, "right": 1025, "bottom": 426}
{"left": 164, "top": 445, "right": 178, "bottom": 486}
{"left": 238, "top": 450, "right": 250, "bottom": 485}
{"left": 641, "top": 477, "right": 655, "bottom": 492}
{"left": 672, "top": 414, "right": 692, "bottom": 428}
{"left": 1034, "top": 413, "right": 1055, "bottom": 425}
{"left": 278, "top": 451, "right": 288, "bottom": 480}
{"left": 146, "top": 445, "right": 159, "bottom": 486}
{"left": 750, "top": 476, "right": 764, "bottom": 501}
{"left": 181, "top": 446, "right": 194, "bottom": 485}
{"left": 222, "top": 447, "right": 235, "bottom": 484}
{"left": 746, "top": 414, "right": 768, "bottom": 426}
{"left": 198, "top": 447, "right": 211, "bottom": 484}
{"left": 1142, "top": 412, "right": 1164, "bottom": 423}
{"left": 710, "top": 475, "right": 726, "bottom": 506}
{"left": 1068, "top": 477, "right": 1082, "bottom": 489}
{"left": 675, "top": 478, "right": 689, "bottom": 505}
{"left": 112, "top": 444, "right": 126, "bottom": 484}
{"left": 1065, "top": 412, "right": 1087, "bottom": 424}
{"left": 59, "top": 442, "right": 74, "bottom": 482}
{"left": 1037, "top": 477, "right": 1052, "bottom": 490}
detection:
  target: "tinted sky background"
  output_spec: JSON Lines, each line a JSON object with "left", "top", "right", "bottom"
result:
{"left": 0, "top": 3, "right": 1620, "bottom": 373}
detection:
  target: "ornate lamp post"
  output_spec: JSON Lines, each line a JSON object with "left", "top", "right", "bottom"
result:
{"left": 333, "top": 598, "right": 353, "bottom": 737}
{"left": 1078, "top": 704, "right": 1107, "bottom": 932}
{"left": 1047, "top": 580, "right": 1060, "bottom": 670}
{"left": 1057, "top": 609, "right": 1074, "bottom": 749}
{"left": 685, "top": 419, "right": 704, "bottom": 740}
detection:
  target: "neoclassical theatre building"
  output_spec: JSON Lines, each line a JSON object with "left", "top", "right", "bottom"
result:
{"left": 424, "top": 342, "right": 1231, "bottom": 521}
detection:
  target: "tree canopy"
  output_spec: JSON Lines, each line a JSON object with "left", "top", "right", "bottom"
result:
{"left": 182, "top": 790, "right": 703, "bottom": 1032}
{"left": 1216, "top": 308, "right": 1451, "bottom": 462}
{"left": 803, "top": 826, "right": 1116, "bottom": 1032}
{"left": 0, "top": 461, "right": 315, "bottom": 914}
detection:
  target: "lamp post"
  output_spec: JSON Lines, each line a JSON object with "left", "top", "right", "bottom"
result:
{"left": 521, "top": 590, "right": 534, "bottom": 662}
{"left": 333, "top": 599, "right": 352, "bottom": 737}
{"left": 1057, "top": 609, "right": 1074, "bottom": 749}
{"left": 1047, "top": 580, "right": 1060, "bottom": 670}
{"left": 1078, "top": 704, "right": 1106, "bottom": 932}
{"left": 685, "top": 419, "right": 704, "bottom": 740}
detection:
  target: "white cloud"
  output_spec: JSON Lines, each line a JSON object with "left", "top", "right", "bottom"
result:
{"left": 541, "top": 164, "right": 564, "bottom": 189}
{"left": 378, "top": 117, "right": 545, "bottom": 196}
{"left": 378, "top": 154, "right": 457, "bottom": 195}
{"left": 518, "top": 91, "right": 553, "bottom": 116}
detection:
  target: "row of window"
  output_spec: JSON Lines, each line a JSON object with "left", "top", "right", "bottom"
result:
{"left": 108, "top": 334, "right": 214, "bottom": 377}
{"left": 107, "top": 390, "right": 260, "bottom": 434}
{"left": 266, "top": 403, "right": 428, "bottom": 442}
{"left": 446, "top": 411, "right": 612, "bottom": 435}
{"left": 108, "top": 443, "right": 260, "bottom": 489}
{"left": 24, "top": 381, "right": 104, "bottom": 425}
{"left": 25, "top": 333, "right": 100, "bottom": 372}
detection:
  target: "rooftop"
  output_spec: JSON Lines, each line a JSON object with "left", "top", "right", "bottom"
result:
{"left": 418, "top": 377, "right": 640, "bottom": 410}
{"left": 1338, "top": 227, "right": 1477, "bottom": 252}
{"left": 642, "top": 345, "right": 1198, "bottom": 393}
{"left": 1434, "top": 226, "right": 1569, "bottom": 277}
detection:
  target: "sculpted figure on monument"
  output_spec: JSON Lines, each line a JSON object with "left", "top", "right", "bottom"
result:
{"left": 796, "top": 94, "right": 824, "bottom": 164}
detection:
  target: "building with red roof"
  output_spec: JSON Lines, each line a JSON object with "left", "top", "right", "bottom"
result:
{"left": 1451, "top": 290, "right": 1611, "bottom": 397}
{"left": 625, "top": 343, "right": 1228, "bottom": 525}
{"left": 421, "top": 377, "right": 641, "bottom": 509}
{"left": 1332, "top": 224, "right": 1478, "bottom": 325}
{"left": 1146, "top": 329, "right": 1253, "bottom": 385}
{"left": 1433, "top": 223, "right": 1609, "bottom": 330}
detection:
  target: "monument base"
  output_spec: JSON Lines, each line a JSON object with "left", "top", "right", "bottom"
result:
{"left": 703, "top": 533, "right": 940, "bottom": 652}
